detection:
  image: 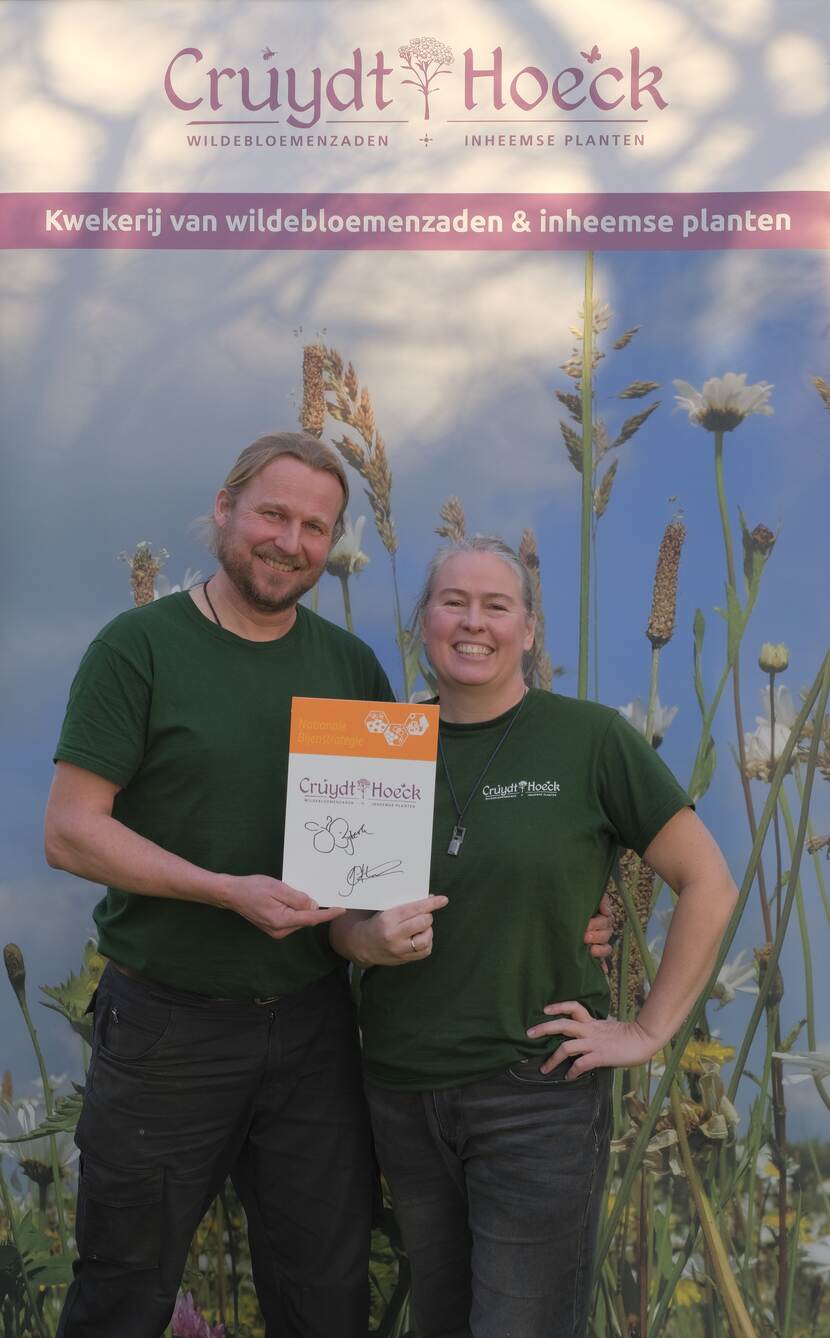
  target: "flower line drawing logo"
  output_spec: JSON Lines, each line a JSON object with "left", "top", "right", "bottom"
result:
{"left": 398, "top": 36, "right": 454, "bottom": 120}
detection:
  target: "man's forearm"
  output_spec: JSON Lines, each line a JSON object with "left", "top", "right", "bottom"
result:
{"left": 329, "top": 911, "right": 374, "bottom": 967}
{"left": 46, "top": 809, "right": 234, "bottom": 908}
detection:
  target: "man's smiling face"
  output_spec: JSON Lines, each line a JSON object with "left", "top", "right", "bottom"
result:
{"left": 214, "top": 454, "right": 344, "bottom": 614}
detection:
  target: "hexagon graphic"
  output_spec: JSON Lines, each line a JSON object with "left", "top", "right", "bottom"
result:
{"left": 404, "top": 712, "right": 431, "bottom": 736}
{"left": 384, "top": 724, "right": 408, "bottom": 747}
{"left": 365, "top": 709, "right": 390, "bottom": 734}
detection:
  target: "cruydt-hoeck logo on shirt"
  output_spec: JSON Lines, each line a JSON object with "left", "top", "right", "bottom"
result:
{"left": 482, "top": 778, "right": 561, "bottom": 800}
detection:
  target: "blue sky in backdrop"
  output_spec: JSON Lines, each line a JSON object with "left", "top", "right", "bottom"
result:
{"left": 1, "top": 241, "right": 828, "bottom": 1134}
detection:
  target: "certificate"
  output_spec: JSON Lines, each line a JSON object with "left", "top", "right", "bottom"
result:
{"left": 282, "top": 697, "right": 439, "bottom": 910}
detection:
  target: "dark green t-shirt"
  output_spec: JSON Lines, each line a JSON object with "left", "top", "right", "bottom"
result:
{"left": 54, "top": 592, "right": 393, "bottom": 999}
{"left": 360, "top": 689, "right": 691, "bottom": 1090}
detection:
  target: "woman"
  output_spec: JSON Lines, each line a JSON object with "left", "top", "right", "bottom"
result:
{"left": 331, "top": 537, "right": 737, "bottom": 1338}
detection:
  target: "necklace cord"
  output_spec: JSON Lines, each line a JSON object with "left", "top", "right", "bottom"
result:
{"left": 202, "top": 578, "right": 222, "bottom": 629}
{"left": 438, "top": 690, "right": 530, "bottom": 842}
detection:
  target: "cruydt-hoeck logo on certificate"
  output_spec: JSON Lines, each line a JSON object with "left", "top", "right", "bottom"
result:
{"left": 282, "top": 698, "right": 438, "bottom": 910}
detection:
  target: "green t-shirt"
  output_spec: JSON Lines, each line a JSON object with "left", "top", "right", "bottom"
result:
{"left": 360, "top": 689, "right": 691, "bottom": 1090}
{"left": 55, "top": 592, "right": 393, "bottom": 999}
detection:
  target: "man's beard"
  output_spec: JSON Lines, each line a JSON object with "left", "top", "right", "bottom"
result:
{"left": 216, "top": 532, "right": 320, "bottom": 614}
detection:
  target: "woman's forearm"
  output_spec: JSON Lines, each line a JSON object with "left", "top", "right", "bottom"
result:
{"left": 635, "top": 868, "right": 737, "bottom": 1050}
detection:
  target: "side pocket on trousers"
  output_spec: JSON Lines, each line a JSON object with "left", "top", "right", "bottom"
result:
{"left": 75, "top": 1155, "right": 163, "bottom": 1270}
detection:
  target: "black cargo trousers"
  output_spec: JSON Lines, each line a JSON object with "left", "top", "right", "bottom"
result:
{"left": 57, "top": 962, "right": 373, "bottom": 1338}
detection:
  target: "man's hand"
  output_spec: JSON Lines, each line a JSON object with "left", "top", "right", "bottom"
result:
{"left": 335, "top": 896, "right": 449, "bottom": 967}
{"left": 584, "top": 890, "right": 614, "bottom": 965}
{"left": 227, "top": 875, "right": 346, "bottom": 939}
{"left": 527, "top": 1001, "right": 660, "bottom": 1079}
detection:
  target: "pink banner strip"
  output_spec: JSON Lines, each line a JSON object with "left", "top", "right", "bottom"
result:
{"left": 1, "top": 192, "right": 827, "bottom": 251}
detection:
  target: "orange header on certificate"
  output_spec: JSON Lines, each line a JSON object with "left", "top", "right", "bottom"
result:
{"left": 290, "top": 698, "right": 439, "bottom": 761}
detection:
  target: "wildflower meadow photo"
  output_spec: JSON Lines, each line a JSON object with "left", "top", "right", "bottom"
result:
{"left": 1, "top": 1, "right": 828, "bottom": 1335}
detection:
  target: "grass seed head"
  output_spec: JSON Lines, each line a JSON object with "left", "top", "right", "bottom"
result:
{"left": 120, "top": 541, "right": 167, "bottom": 607}
{"left": 436, "top": 497, "right": 466, "bottom": 543}
{"left": 812, "top": 375, "right": 830, "bottom": 412}
{"left": 647, "top": 518, "right": 686, "bottom": 648}
{"left": 301, "top": 344, "right": 326, "bottom": 437}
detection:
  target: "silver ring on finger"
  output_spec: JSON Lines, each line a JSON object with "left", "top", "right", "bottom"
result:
{"left": 409, "top": 935, "right": 418, "bottom": 953}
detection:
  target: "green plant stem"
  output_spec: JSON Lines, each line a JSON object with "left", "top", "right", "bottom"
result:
{"left": 577, "top": 250, "right": 594, "bottom": 700}
{"left": 768, "top": 672, "right": 785, "bottom": 926}
{"left": 741, "top": 1031, "right": 775, "bottom": 1296}
{"left": 728, "top": 652, "right": 830, "bottom": 1100}
{"left": 338, "top": 573, "right": 354, "bottom": 633}
{"left": 637, "top": 1170, "right": 648, "bottom": 1338}
{"left": 767, "top": 1001, "right": 788, "bottom": 1330}
{"left": 592, "top": 521, "right": 600, "bottom": 702}
{"left": 0, "top": 1167, "right": 50, "bottom": 1338}
{"left": 779, "top": 787, "right": 830, "bottom": 1114}
{"left": 668, "top": 1084, "right": 757, "bottom": 1338}
{"left": 598, "top": 653, "right": 827, "bottom": 1269}
{"left": 781, "top": 1190, "right": 802, "bottom": 1338}
{"left": 713, "top": 430, "right": 771, "bottom": 939}
{"left": 389, "top": 552, "right": 409, "bottom": 701}
{"left": 12, "top": 991, "right": 68, "bottom": 1252}
{"left": 792, "top": 761, "right": 830, "bottom": 924}
{"left": 645, "top": 644, "right": 661, "bottom": 745}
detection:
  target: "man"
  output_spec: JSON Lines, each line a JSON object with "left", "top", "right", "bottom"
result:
{"left": 46, "top": 432, "right": 611, "bottom": 1337}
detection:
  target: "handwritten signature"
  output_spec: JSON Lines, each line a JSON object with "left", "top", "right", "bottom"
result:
{"left": 305, "top": 816, "right": 371, "bottom": 857}
{"left": 341, "top": 861, "right": 403, "bottom": 898}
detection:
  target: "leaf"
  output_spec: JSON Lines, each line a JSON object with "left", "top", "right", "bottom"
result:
{"left": 400, "top": 629, "right": 424, "bottom": 690}
{"left": 693, "top": 609, "right": 707, "bottom": 717}
{"left": 11, "top": 1208, "right": 73, "bottom": 1287}
{"left": 778, "top": 1018, "right": 807, "bottom": 1053}
{"left": 689, "top": 738, "right": 717, "bottom": 803}
{"left": 40, "top": 947, "right": 104, "bottom": 1023}
{"left": 418, "top": 659, "right": 438, "bottom": 695}
{"left": 26, "top": 1251, "right": 75, "bottom": 1287}
{"left": 738, "top": 506, "right": 753, "bottom": 594}
{"left": 0, "top": 1091, "right": 83, "bottom": 1143}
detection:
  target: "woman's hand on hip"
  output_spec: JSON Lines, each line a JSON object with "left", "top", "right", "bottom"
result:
{"left": 527, "top": 1001, "right": 661, "bottom": 1078}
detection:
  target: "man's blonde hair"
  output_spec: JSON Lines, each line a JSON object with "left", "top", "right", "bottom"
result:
{"left": 205, "top": 432, "right": 349, "bottom": 551}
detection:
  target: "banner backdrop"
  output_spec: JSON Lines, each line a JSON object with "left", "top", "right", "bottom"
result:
{"left": 1, "top": 1, "right": 829, "bottom": 1333}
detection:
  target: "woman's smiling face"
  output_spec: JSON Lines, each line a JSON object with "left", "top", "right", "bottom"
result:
{"left": 422, "top": 551, "right": 536, "bottom": 699}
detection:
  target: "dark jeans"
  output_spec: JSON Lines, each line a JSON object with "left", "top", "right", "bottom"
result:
{"left": 365, "top": 1059, "right": 612, "bottom": 1338}
{"left": 57, "top": 963, "right": 373, "bottom": 1338}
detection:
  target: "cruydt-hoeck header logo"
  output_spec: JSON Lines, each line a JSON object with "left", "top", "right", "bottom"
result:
{"left": 163, "top": 36, "right": 668, "bottom": 131}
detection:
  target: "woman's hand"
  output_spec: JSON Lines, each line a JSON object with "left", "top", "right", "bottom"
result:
{"left": 526, "top": 1001, "right": 661, "bottom": 1079}
{"left": 350, "top": 895, "right": 449, "bottom": 967}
